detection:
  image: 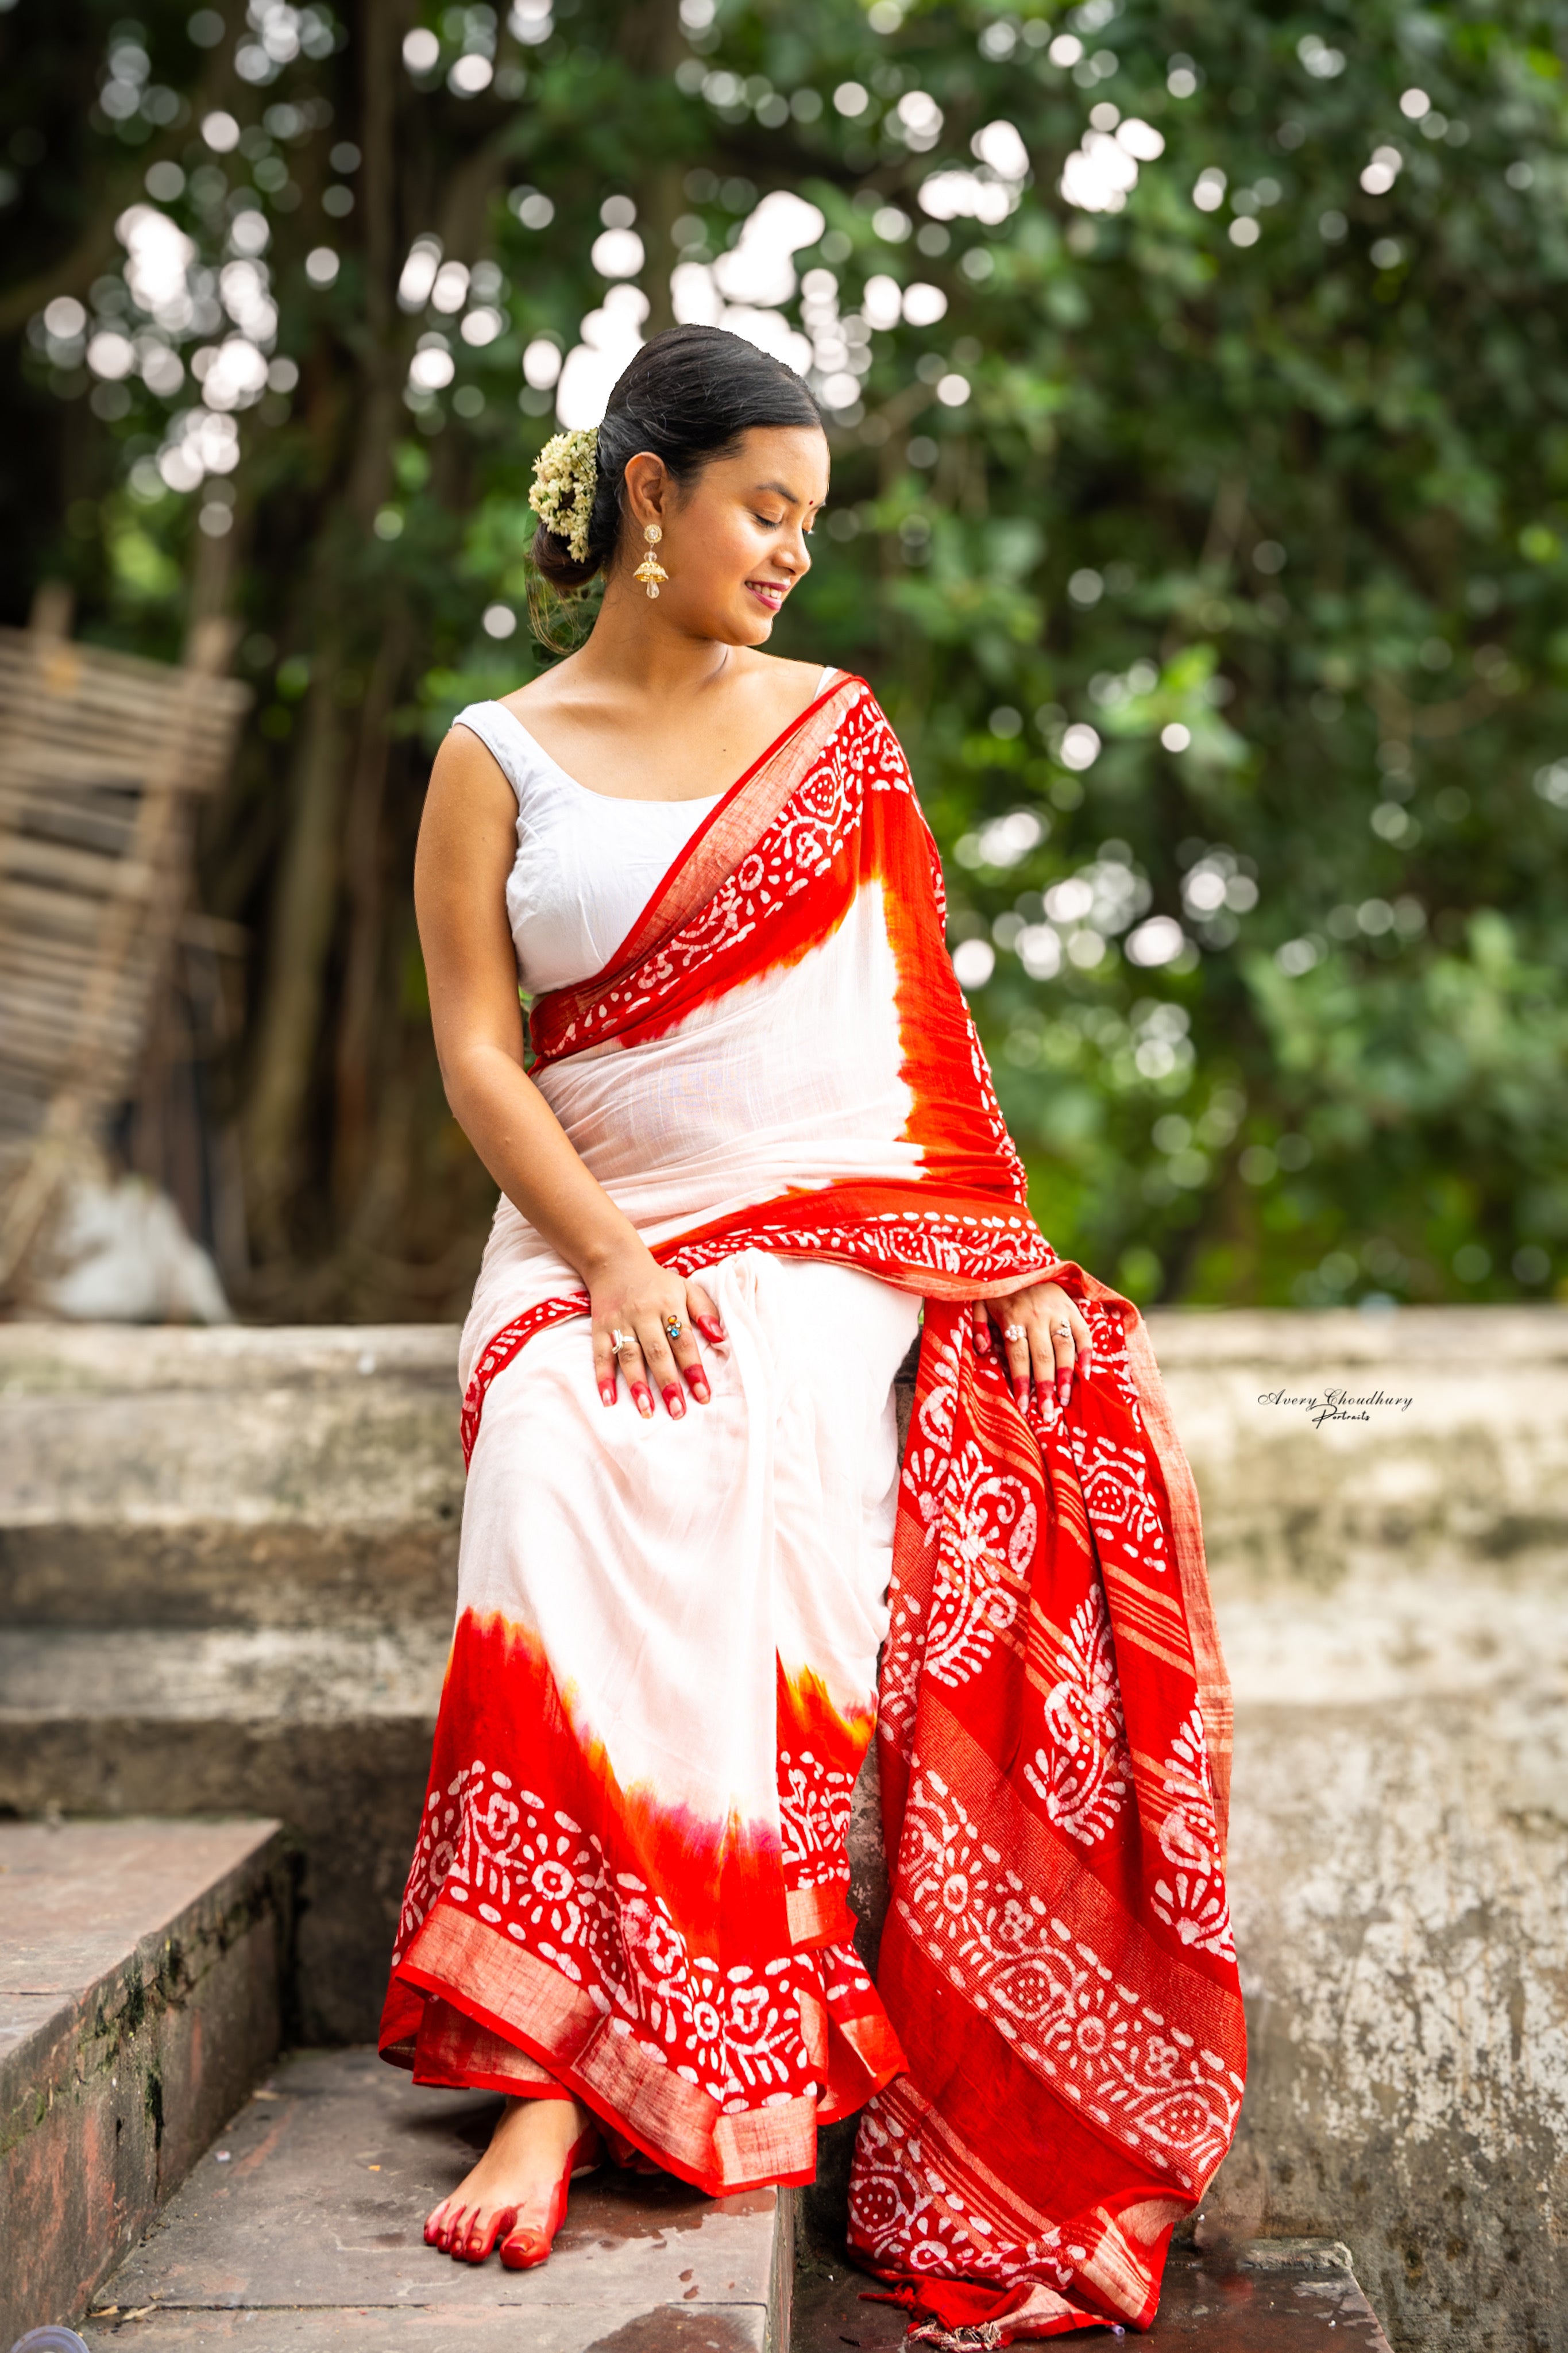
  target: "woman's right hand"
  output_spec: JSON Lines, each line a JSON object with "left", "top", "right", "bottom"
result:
{"left": 589, "top": 1244, "right": 725, "bottom": 1421}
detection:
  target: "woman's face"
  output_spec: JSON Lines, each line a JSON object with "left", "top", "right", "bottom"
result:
{"left": 624, "top": 425, "right": 831, "bottom": 647}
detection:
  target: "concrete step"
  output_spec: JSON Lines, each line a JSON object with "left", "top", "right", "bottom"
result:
{"left": 0, "top": 1323, "right": 462, "bottom": 2044}
{"left": 0, "top": 1322, "right": 464, "bottom": 1631}
{"left": 0, "top": 1817, "right": 289, "bottom": 2347}
{"left": 7, "top": 1311, "right": 1567, "bottom": 2347}
{"left": 0, "top": 1629, "right": 440, "bottom": 2049}
{"left": 793, "top": 2240, "right": 1393, "bottom": 2351}
{"left": 80, "top": 2046, "right": 791, "bottom": 2351}
{"left": 0, "top": 1626, "right": 449, "bottom": 1716}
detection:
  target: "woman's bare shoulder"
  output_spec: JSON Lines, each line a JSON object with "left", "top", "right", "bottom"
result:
{"left": 746, "top": 651, "right": 833, "bottom": 691}
{"left": 739, "top": 651, "right": 843, "bottom": 726}
{"left": 499, "top": 654, "right": 583, "bottom": 722}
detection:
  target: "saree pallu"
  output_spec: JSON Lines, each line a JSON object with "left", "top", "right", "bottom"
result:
{"left": 380, "top": 672, "right": 1246, "bottom": 2340}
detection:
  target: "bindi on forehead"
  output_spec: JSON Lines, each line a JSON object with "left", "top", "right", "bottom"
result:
{"left": 720, "top": 429, "right": 829, "bottom": 507}
{"left": 745, "top": 470, "right": 829, "bottom": 512}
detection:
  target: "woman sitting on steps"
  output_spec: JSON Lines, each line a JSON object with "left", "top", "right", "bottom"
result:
{"left": 380, "top": 323, "right": 1245, "bottom": 2343}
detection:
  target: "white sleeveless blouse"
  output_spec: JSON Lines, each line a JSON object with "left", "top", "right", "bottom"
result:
{"left": 453, "top": 669, "right": 837, "bottom": 997}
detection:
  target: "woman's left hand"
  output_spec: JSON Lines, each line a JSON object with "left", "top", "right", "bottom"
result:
{"left": 971, "top": 1282, "right": 1094, "bottom": 1415}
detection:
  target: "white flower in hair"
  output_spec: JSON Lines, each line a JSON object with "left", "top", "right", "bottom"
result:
{"left": 528, "top": 427, "right": 599, "bottom": 565}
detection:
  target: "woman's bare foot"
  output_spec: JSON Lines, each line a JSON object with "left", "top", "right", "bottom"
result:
{"left": 424, "top": 2093, "right": 596, "bottom": 2265}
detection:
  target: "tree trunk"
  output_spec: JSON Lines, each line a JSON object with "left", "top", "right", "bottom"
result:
{"left": 620, "top": 0, "right": 686, "bottom": 334}
{"left": 236, "top": 0, "right": 409, "bottom": 1258}
{"left": 332, "top": 605, "right": 411, "bottom": 1215}
{"left": 640, "top": 161, "right": 686, "bottom": 337}
{"left": 240, "top": 649, "right": 345, "bottom": 1253}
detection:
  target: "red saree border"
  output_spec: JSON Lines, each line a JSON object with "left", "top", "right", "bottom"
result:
{"left": 406, "top": 1995, "right": 573, "bottom": 2099}
{"left": 841, "top": 1293, "right": 1243, "bottom": 2340}
{"left": 396, "top": 1899, "right": 894, "bottom": 2197}
{"left": 855, "top": 2074, "right": 1183, "bottom": 2336}
{"left": 786, "top": 1883, "right": 857, "bottom": 1947}
{"left": 1121, "top": 1312, "right": 1233, "bottom": 1837}
{"left": 398, "top": 1903, "right": 818, "bottom": 2195}
{"left": 535, "top": 669, "right": 863, "bottom": 1058}
{"left": 612, "top": 666, "right": 857, "bottom": 964}
{"left": 458, "top": 1189, "right": 1061, "bottom": 1469}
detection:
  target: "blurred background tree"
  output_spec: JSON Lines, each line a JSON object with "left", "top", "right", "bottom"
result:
{"left": 3, "top": 0, "right": 1566, "bottom": 1318}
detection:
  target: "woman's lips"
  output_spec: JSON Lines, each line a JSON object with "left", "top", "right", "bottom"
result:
{"left": 746, "top": 579, "right": 787, "bottom": 611}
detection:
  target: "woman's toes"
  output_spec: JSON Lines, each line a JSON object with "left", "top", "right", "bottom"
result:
{"left": 456, "top": 2205, "right": 499, "bottom": 2263}
{"left": 482, "top": 2206, "right": 517, "bottom": 2262}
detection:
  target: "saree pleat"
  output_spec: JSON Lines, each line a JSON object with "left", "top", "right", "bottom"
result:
{"left": 381, "top": 672, "right": 1245, "bottom": 2337}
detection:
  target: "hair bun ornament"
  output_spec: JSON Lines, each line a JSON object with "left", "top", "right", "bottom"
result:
{"left": 528, "top": 426, "right": 599, "bottom": 565}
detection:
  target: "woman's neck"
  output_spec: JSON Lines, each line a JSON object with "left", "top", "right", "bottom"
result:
{"left": 567, "top": 579, "right": 746, "bottom": 708}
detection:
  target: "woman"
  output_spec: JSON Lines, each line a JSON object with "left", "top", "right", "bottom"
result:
{"left": 381, "top": 324, "right": 1245, "bottom": 2342}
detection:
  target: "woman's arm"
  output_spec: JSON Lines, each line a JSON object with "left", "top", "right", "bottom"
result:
{"left": 414, "top": 727, "right": 721, "bottom": 1418}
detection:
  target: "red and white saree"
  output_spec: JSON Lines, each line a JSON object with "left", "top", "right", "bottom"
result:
{"left": 380, "top": 671, "right": 1245, "bottom": 2339}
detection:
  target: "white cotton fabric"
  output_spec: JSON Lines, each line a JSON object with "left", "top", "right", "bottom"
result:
{"left": 462, "top": 1251, "right": 921, "bottom": 1806}
{"left": 459, "top": 882, "right": 923, "bottom": 1386}
{"left": 450, "top": 669, "right": 929, "bottom": 1820}
{"left": 459, "top": 897, "right": 924, "bottom": 1814}
{"left": 454, "top": 666, "right": 838, "bottom": 997}
{"left": 453, "top": 701, "right": 719, "bottom": 997}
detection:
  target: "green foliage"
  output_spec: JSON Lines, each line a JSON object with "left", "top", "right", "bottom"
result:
{"left": 3, "top": 0, "right": 1566, "bottom": 1308}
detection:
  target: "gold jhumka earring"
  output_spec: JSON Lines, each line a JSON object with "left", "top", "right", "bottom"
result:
{"left": 634, "top": 523, "right": 669, "bottom": 599}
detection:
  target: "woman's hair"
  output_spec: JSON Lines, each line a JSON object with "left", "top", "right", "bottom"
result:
{"left": 529, "top": 325, "right": 825, "bottom": 595}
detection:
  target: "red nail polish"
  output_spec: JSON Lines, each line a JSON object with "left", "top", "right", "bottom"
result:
{"left": 632, "top": 1384, "right": 653, "bottom": 1417}
{"left": 662, "top": 1384, "right": 685, "bottom": 1418}
{"left": 600, "top": 1382, "right": 617, "bottom": 1407}
{"left": 682, "top": 1365, "right": 709, "bottom": 1399}
{"left": 1014, "top": 1381, "right": 1028, "bottom": 1409}
{"left": 697, "top": 1316, "right": 727, "bottom": 1344}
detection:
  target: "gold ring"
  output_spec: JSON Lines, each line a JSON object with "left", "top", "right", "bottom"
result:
{"left": 663, "top": 1314, "right": 683, "bottom": 1343}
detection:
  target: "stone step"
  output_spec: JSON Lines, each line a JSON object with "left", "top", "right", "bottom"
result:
{"left": 0, "top": 1648, "right": 437, "bottom": 2050}
{"left": 793, "top": 2239, "right": 1393, "bottom": 2351}
{"left": 80, "top": 2046, "right": 791, "bottom": 2352}
{"left": 8, "top": 1311, "right": 1567, "bottom": 2348}
{"left": 0, "top": 1816, "right": 289, "bottom": 2348}
{"left": 0, "top": 1625, "right": 449, "bottom": 1716}
{"left": 0, "top": 1322, "right": 463, "bottom": 1630}
{"left": 0, "top": 1755, "right": 424, "bottom": 2055}
{"left": 0, "top": 1324, "right": 462, "bottom": 2044}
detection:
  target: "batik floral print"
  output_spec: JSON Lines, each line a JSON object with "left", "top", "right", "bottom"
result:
{"left": 382, "top": 673, "right": 1242, "bottom": 2335}
{"left": 1024, "top": 1588, "right": 1130, "bottom": 1850}
{"left": 848, "top": 1298, "right": 1244, "bottom": 2340}
{"left": 1149, "top": 1710, "right": 1237, "bottom": 1965}
{"left": 384, "top": 1615, "right": 901, "bottom": 2189}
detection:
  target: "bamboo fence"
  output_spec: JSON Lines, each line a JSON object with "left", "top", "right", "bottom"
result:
{"left": 0, "top": 601, "right": 251, "bottom": 1296}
